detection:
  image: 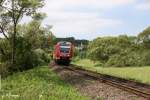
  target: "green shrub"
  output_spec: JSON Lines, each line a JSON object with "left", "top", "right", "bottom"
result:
{"left": 88, "top": 36, "right": 133, "bottom": 63}
{"left": 34, "top": 48, "right": 51, "bottom": 65}
{"left": 15, "top": 50, "right": 39, "bottom": 71}
{"left": 87, "top": 36, "right": 150, "bottom": 67}
{"left": 1, "top": 37, "right": 51, "bottom": 73}
{"left": 15, "top": 48, "right": 50, "bottom": 71}
{"left": 0, "top": 62, "right": 11, "bottom": 78}
{"left": 0, "top": 39, "right": 11, "bottom": 62}
{"left": 106, "top": 50, "right": 142, "bottom": 67}
{"left": 140, "top": 50, "right": 150, "bottom": 66}
{"left": 14, "top": 38, "right": 50, "bottom": 71}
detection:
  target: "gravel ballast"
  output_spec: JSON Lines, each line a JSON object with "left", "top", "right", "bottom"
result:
{"left": 50, "top": 65, "right": 146, "bottom": 100}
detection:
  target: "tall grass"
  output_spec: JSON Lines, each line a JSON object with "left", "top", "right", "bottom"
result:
{"left": 0, "top": 66, "right": 89, "bottom": 100}
{"left": 73, "top": 59, "right": 150, "bottom": 84}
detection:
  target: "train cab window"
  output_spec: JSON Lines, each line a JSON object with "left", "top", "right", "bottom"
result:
{"left": 60, "top": 46, "right": 70, "bottom": 53}
{"left": 60, "top": 42, "right": 71, "bottom": 46}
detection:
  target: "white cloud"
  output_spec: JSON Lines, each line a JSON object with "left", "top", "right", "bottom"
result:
{"left": 136, "top": 2, "right": 150, "bottom": 11}
{"left": 3, "top": 0, "right": 150, "bottom": 40}
{"left": 20, "top": 0, "right": 138, "bottom": 39}
{"left": 42, "top": 11, "right": 122, "bottom": 38}
{"left": 41, "top": 0, "right": 131, "bottom": 38}
{"left": 43, "top": 0, "right": 136, "bottom": 11}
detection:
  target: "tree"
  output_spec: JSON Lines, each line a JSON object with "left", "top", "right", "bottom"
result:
{"left": 138, "top": 26, "right": 150, "bottom": 48}
{"left": 0, "top": 0, "right": 44, "bottom": 66}
{"left": 88, "top": 36, "right": 134, "bottom": 63}
{"left": 0, "top": 38, "right": 11, "bottom": 62}
{"left": 88, "top": 37, "right": 119, "bottom": 62}
{"left": 18, "top": 19, "right": 54, "bottom": 50}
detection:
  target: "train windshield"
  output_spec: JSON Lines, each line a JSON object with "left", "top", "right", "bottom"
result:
{"left": 60, "top": 46, "right": 70, "bottom": 53}
{"left": 60, "top": 42, "right": 71, "bottom": 46}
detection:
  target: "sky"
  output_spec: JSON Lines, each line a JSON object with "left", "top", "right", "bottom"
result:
{"left": 2, "top": 0, "right": 150, "bottom": 40}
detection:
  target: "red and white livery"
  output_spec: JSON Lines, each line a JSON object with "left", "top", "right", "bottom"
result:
{"left": 53, "top": 41, "right": 74, "bottom": 65}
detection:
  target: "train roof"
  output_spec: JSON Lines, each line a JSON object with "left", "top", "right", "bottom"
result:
{"left": 57, "top": 41, "right": 72, "bottom": 46}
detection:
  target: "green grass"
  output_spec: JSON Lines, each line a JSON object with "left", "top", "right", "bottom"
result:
{"left": 72, "top": 59, "right": 150, "bottom": 84}
{"left": 0, "top": 66, "right": 89, "bottom": 100}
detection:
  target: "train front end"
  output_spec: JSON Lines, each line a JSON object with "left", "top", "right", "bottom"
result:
{"left": 53, "top": 41, "right": 73, "bottom": 65}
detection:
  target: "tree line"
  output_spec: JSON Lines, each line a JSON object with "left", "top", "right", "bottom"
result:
{"left": 0, "top": 0, "right": 56, "bottom": 77}
{"left": 88, "top": 27, "right": 150, "bottom": 67}
{"left": 54, "top": 37, "right": 89, "bottom": 46}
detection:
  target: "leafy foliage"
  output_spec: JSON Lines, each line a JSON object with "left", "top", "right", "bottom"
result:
{"left": 106, "top": 51, "right": 142, "bottom": 67}
{"left": 138, "top": 26, "right": 150, "bottom": 48}
{"left": 0, "top": 15, "right": 54, "bottom": 77}
{"left": 0, "top": 0, "right": 45, "bottom": 70}
{"left": 88, "top": 34, "right": 150, "bottom": 67}
{"left": 88, "top": 36, "right": 134, "bottom": 63}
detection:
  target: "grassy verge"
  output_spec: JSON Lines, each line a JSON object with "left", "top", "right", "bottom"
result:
{"left": 72, "top": 59, "right": 150, "bottom": 84}
{"left": 0, "top": 66, "right": 89, "bottom": 100}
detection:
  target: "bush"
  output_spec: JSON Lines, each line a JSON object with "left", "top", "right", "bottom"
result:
{"left": 0, "top": 62, "right": 11, "bottom": 78}
{"left": 106, "top": 50, "right": 143, "bottom": 67}
{"left": 15, "top": 48, "right": 50, "bottom": 71}
{"left": 0, "top": 39, "right": 11, "bottom": 62}
{"left": 14, "top": 38, "right": 50, "bottom": 71}
{"left": 140, "top": 50, "right": 150, "bottom": 66}
{"left": 88, "top": 36, "right": 133, "bottom": 63}
{"left": 0, "top": 37, "right": 51, "bottom": 73}
{"left": 15, "top": 50, "right": 39, "bottom": 71}
{"left": 34, "top": 48, "right": 51, "bottom": 65}
{"left": 87, "top": 36, "right": 150, "bottom": 67}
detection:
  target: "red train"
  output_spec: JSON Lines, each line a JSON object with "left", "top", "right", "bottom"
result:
{"left": 53, "top": 41, "right": 74, "bottom": 65}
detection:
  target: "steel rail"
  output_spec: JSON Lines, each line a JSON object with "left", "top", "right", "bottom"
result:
{"left": 65, "top": 65, "right": 150, "bottom": 99}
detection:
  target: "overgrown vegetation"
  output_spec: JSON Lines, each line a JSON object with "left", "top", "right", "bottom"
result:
{"left": 73, "top": 27, "right": 150, "bottom": 84}
{"left": 0, "top": 66, "right": 89, "bottom": 100}
{"left": 0, "top": 0, "right": 56, "bottom": 77}
{"left": 88, "top": 27, "right": 150, "bottom": 67}
{"left": 73, "top": 59, "right": 150, "bottom": 84}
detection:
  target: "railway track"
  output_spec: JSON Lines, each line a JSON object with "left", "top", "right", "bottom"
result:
{"left": 63, "top": 64, "right": 150, "bottom": 99}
